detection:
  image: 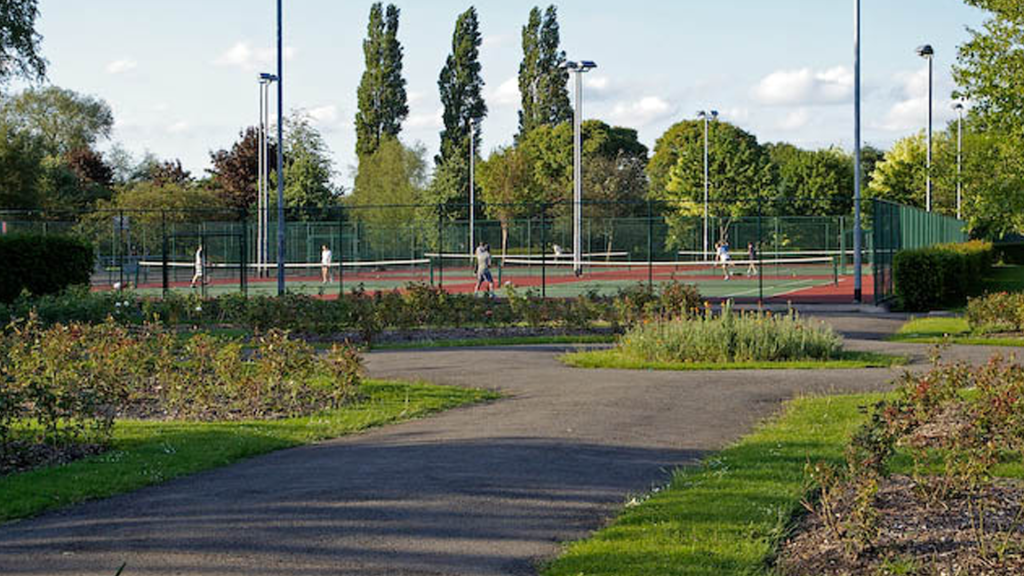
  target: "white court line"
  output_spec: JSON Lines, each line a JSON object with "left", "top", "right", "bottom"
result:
{"left": 720, "top": 278, "right": 822, "bottom": 298}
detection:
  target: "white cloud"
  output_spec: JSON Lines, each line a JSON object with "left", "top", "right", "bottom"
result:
{"left": 213, "top": 41, "right": 296, "bottom": 71}
{"left": 406, "top": 107, "right": 443, "bottom": 129}
{"left": 166, "top": 121, "right": 190, "bottom": 134}
{"left": 778, "top": 108, "right": 811, "bottom": 131}
{"left": 585, "top": 75, "right": 611, "bottom": 92}
{"left": 482, "top": 34, "right": 512, "bottom": 49}
{"left": 753, "top": 66, "right": 853, "bottom": 106}
{"left": 490, "top": 76, "right": 519, "bottom": 107}
{"left": 876, "top": 68, "right": 957, "bottom": 132}
{"left": 106, "top": 58, "right": 138, "bottom": 75}
{"left": 607, "top": 96, "right": 676, "bottom": 127}
{"left": 408, "top": 91, "right": 425, "bottom": 105}
{"left": 308, "top": 105, "right": 339, "bottom": 125}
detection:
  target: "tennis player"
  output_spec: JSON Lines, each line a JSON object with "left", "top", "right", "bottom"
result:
{"left": 716, "top": 240, "right": 731, "bottom": 280}
{"left": 190, "top": 244, "right": 204, "bottom": 288}
{"left": 320, "top": 244, "right": 333, "bottom": 284}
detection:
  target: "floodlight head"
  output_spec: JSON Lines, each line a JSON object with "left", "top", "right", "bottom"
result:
{"left": 952, "top": 102, "right": 964, "bottom": 111}
{"left": 259, "top": 72, "right": 279, "bottom": 83}
{"left": 711, "top": 110, "right": 719, "bottom": 119}
{"left": 915, "top": 44, "right": 934, "bottom": 58}
{"left": 561, "top": 61, "right": 579, "bottom": 71}
{"left": 579, "top": 60, "right": 597, "bottom": 71}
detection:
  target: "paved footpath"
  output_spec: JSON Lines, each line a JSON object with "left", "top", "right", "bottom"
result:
{"left": 0, "top": 315, "right": 1014, "bottom": 575}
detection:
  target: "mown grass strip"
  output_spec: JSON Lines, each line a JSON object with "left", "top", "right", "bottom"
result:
{"left": 371, "top": 334, "right": 617, "bottom": 350}
{"left": 888, "top": 316, "right": 1024, "bottom": 347}
{"left": 0, "top": 380, "right": 497, "bottom": 523}
{"left": 560, "top": 349, "right": 905, "bottom": 371}
{"left": 542, "top": 393, "right": 880, "bottom": 576}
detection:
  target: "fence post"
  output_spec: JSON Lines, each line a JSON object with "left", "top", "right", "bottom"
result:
{"left": 757, "top": 195, "right": 764, "bottom": 306}
{"left": 161, "top": 210, "right": 168, "bottom": 297}
{"left": 437, "top": 204, "right": 444, "bottom": 289}
{"left": 241, "top": 209, "right": 249, "bottom": 297}
{"left": 118, "top": 209, "right": 125, "bottom": 290}
{"left": 540, "top": 203, "right": 547, "bottom": 298}
{"left": 338, "top": 206, "right": 344, "bottom": 296}
{"left": 647, "top": 198, "right": 654, "bottom": 291}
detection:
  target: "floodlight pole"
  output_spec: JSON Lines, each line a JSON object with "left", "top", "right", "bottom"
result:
{"left": 698, "top": 110, "right": 717, "bottom": 260}
{"left": 276, "top": 0, "right": 286, "bottom": 295}
{"left": 955, "top": 102, "right": 964, "bottom": 219}
{"left": 917, "top": 44, "right": 934, "bottom": 212}
{"left": 469, "top": 118, "right": 476, "bottom": 255}
{"left": 563, "top": 59, "right": 596, "bottom": 277}
{"left": 853, "top": 0, "right": 863, "bottom": 303}
{"left": 257, "top": 79, "right": 264, "bottom": 279}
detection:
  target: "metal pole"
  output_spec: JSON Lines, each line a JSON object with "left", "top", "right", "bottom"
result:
{"left": 275, "top": 0, "right": 286, "bottom": 295}
{"left": 926, "top": 55, "right": 933, "bottom": 213}
{"left": 469, "top": 121, "right": 475, "bottom": 254}
{"left": 703, "top": 114, "right": 709, "bottom": 260}
{"left": 258, "top": 81, "right": 265, "bottom": 280}
{"left": 573, "top": 70, "right": 583, "bottom": 277}
{"left": 957, "top": 105, "right": 963, "bottom": 220}
{"left": 853, "top": 0, "right": 863, "bottom": 303}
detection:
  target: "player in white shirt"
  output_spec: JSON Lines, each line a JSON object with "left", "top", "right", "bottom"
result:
{"left": 320, "top": 245, "right": 333, "bottom": 284}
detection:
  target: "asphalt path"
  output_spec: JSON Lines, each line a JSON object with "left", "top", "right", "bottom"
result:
{"left": 0, "top": 315, "right": 1014, "bottom": 575}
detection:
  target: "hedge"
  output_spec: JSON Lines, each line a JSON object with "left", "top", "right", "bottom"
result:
{"left": 996, "top": 242, "right": 1024, "bottom": 265}
{"left": 893, "top": 240, "right": 993, "bottom": 311}
{"left": 0, "top": 234, "right": 94, "bottom": 303}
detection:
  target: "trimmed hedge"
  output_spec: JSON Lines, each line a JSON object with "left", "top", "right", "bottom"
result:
{"left": 0, "top": 234, "right": 94, "bottom": 303}
{"left": 996, "top": 242, "right": 1024, "bottom": 265}
{"left": 893, "top": 240, "right": 993, "bottom": 311}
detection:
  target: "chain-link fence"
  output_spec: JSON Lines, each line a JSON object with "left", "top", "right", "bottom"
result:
{"left": 0, "top": 198, "right": 967, "bottom": 304}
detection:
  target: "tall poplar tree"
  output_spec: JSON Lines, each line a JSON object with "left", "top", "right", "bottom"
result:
{"left": 429, "top": 7, "right": 487, "bottom": 214}
{"left": 355, "top": 3, "right": 408, "bottom": 158}
{"left": 517, "top": 5, "right": 571, "bottom": 138}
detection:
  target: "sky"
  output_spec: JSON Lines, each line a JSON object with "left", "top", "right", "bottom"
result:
{"left": 29, "top": 0, "right": 988, "bottom": 190}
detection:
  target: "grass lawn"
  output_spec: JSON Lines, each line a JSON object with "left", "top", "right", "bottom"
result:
{"left": 541, "top": 392, "right": 1024, "bottom": 576}
{"left": 560, "top": 349, "right": 905, "bottom": 371}
{"left": 983, "top": 264, "right": 1024, "bottom": 293}
{"left": 371, "top": 333, "right": 617, "bottom": 350}
{"left": 889, "top": 316, "right": 1024, "bottom": 347}
{"left": 0, "top": 380, "right": 497, "bottom": 523}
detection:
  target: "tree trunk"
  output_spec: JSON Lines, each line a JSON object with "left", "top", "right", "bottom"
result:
{"left": 501, "top": 219, "right": 509, "bottom": 259}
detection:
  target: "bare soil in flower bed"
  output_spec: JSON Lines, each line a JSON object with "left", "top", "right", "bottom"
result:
{"left": 778, "top": 475, "right": 1024, "bottom": 576}
{"left": 303, "top": 325, "right": 618, "bottom": 346}
{"left": 1, "top": 442, "right": 107, "bottom": 477}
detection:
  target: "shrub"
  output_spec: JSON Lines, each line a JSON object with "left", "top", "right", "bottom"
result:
{"left": 995, "top": 242, "right": 1024, "bottom": 265}
{"left": 893, "top": 240, "right": 993, "bottom": 311}
{"left": 618, "top": 301, "right": 842, "bottom": 363}
{"left": 0, "top": 234, "right": 95, "bottom": 304}
{"left": 966, "top": 291, "right": 1024, "bottom": 333}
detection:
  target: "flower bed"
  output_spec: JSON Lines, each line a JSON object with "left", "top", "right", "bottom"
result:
{"left": 780, "top": 356, "right": 1024, "bottom": 575}
{"left": 0, "top": 317, "right": 361, "bottom": 475}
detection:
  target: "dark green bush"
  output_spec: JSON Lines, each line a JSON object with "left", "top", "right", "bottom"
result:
{"left": 995, "top": 242, "right": 1024, "bottom": 265}
{"left": 893, "top": 240, "right": 993, "bottom": 311}
{"left": 0, "top": 234, "right": 94, "bottom": 303}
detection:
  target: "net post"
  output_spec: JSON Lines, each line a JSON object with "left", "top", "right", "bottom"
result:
{"left": 161, "top": 210, "right": 168, "bottom": 298}
{"left": 647, "top": 198, "right": 654, "bottom": 292}
{"left": 833, "top": 255, "right": 839, "bottom": 286}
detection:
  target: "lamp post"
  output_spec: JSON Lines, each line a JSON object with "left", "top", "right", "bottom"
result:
{"left": 954, "top": 101, "right": 964, "bottom": 220}
{"left": 916, "top": 44, "right": 934, "bottom": 212}
{"left": 697, "top": 110, "right": 718, "bottom": 260}
{"left": 853, "top": 0, "right": 863, "bottom": 302}
{"left": 275, "top": 0, "right": 286, "bottom": 295}
{"left": 562, "top": 59, "right": 597, "bottom": 277}
{"left": 258, "top": 73, "right": 277, "bottom": 279}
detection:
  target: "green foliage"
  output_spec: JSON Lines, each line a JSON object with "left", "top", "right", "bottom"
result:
{"left": 435, "top": 6, "right": 487, "bottom": 183}
{"left": 893, "top": 240, "right": 993, "bottom": 310}
{"left": 351, "top": 135, "right": 425, "bottom": 226}
{"left": 0, "top": 120, "right": 45, "bottom": 209}
{"left": 355, "top": 3, "right": 408, "bottom": 157}
{"left": 618, "top": 302, "right": 842, "bottom": 363}
{"left": 0, "top": 233, "right": 93, "bottom": 303}
{"left": 517, "top": 5, "right": 571, "bottom": 137}
{"left": 282, "top": 112, "right": 338, "bottom": 210}
{"left": 953, "top": 0, "right": 1024, "bottom": 134}
{"left": 208, "top": 126, "right": 273, "bottom": 210}
{"left": 0, "top": 0, "right": 46, "bottom": 85}
{"left": 0, "top": 86, "right": 113, "bottom": 157}
{"left": 477, "top": 145, "right": 542, "bottom": 254}
{"left": 767, "top": 143, "right": 853, "bottom": 215}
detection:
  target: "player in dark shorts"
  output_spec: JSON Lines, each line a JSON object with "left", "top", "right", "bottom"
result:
{"left": 474, "top": 243, "right": 495, "bottom": 295}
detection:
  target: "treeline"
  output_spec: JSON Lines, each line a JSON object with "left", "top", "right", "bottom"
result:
{"left": 1, "top": 1, "right": 1023, "bottom": 241}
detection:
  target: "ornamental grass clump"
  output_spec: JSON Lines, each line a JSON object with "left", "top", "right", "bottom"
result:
{"left": 618, "top": 301, "right": 842, "bottom": 363}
